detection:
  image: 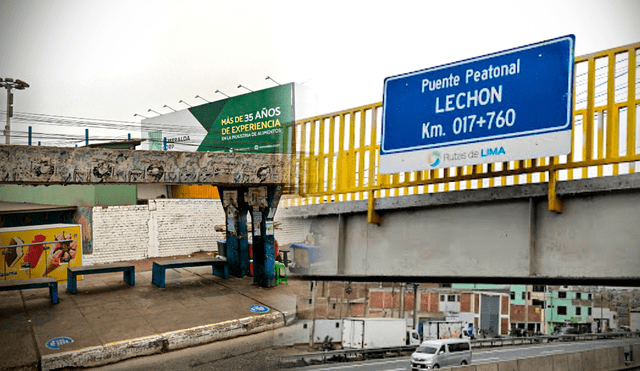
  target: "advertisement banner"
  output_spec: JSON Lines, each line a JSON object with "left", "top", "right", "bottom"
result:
{"left": 194, "top": 83, "right": 294, "bottom": 154}
{"left": 0, "top": 224, "right": 82, "bottom": 282}
{"left": 140, "top": 84, "right": 295, "bottom": 154}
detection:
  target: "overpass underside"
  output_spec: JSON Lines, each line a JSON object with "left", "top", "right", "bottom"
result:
{"left": 1, "top": 145, "right": 289, "bottom": 287}
{"left": 280, "top": 173, "right": 640, "bottom": 286}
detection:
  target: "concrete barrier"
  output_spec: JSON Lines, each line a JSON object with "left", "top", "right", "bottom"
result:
{"left": 452, "top": 365, "right": 476, "bottom": 371}
{"left": 475, "top": 363, "right": 498, "bottom": 371}
{"left": 633, "top": 344, "right": 640, "bottom": 364}
{"left": 611, "top": 346, "right": 624, "bottom": 369}
{"left": 595, "top": 347, "right": 609, "bottom": 370}
{"left": 497, "top": 360, "right": 518, "bottom": 371}
{"left": 582, "top": 349, "right": 597, "bottom": 371}
{"left": 568, "top": 351, "right": 584, "bottom": 371}
{"left": 593, "top": 347, "right": 623, "bottom": 370}
{"left": 551, "top": 353, "right": 570, "bottom": 371}
{"left": 452, "top": 345, "right": 629, "bottom": 371}
{"left": 517, "top": 354, "right": 552, "bottom": 371}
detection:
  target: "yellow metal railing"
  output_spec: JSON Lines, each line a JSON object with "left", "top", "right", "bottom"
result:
{"left": 284, "top": 42, "right": 640, "bottom": 219}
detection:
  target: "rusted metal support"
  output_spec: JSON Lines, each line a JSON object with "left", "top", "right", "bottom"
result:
{"left": 367, "top": 189, "right": 381, "bottom": 225}
{"left": 548, "top": 168, "right": 562, "bottom": 213}
{"left": 528, "top": 198, "right": 539, "bottom": 277}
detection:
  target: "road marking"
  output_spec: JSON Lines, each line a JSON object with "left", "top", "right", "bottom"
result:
{"left": 475, "top": 357, "right": 501, "bottom": 363}
{"left": 541, "top": 349, "right": 567, "bottom": 354}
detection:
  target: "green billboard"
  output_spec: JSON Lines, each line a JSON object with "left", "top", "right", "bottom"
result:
{"left": 192, "top": 83, "right": 293, "bottom": 153}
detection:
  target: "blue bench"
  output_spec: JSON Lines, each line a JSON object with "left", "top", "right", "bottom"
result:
{"left": 0, "top": 277, "right": 59, "bottom": 304}
{"left": 67, "top": 263, "right": 135, "bottom": 294}
{"left": 151, "top": 257, "right": 228, "bottom": 288}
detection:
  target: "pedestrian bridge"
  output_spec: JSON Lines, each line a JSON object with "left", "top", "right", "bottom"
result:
{"left": 2, "top": 41, "right": 639, "bottom": 285}
{"left": 276, "top": 41, "right": 640, "bottom": 285}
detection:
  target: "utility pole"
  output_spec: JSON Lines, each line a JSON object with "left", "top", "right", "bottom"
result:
{"left": 413, "top": 283, "right": 420, "bottom": 330}
{"left": 1, "top": 78, "right": 30, "bottom": 145}
{"left": 400, "top": 283, "right": 406, "bottom": 319}
{"left": 309, "top": 280, "right": 317, "bottom": 348}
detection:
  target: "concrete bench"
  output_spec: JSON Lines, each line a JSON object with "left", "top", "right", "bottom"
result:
{"left": 67, "top": 263, "right": 135, "bottom": 294}
{"left": 0, "top": 277, "right": 59, "bottom": 304}
{"left": 151, "top": 257, "right": 228, "bottom": 288}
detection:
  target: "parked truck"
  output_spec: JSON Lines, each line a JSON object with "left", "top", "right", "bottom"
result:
{"left": 341, "top": 318, "right": 421, "bottom": 349}
{"left": 419, "top": 320, "right": 471, "bottom": 341}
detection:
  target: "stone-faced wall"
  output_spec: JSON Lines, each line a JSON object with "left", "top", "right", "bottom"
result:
{"left": 0, "top": 145, "right": 286, "bottom": 185}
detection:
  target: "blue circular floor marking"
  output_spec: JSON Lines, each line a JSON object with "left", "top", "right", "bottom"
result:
{"left": 45, "top": 336, "right": 73, "bottom": 350}
{"left": 250, "top": 304, "right": 270, "bottom": 313}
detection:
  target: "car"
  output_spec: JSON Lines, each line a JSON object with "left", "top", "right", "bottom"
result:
{"left": 411, "top": 338, "right": 472, "bottom": 370}
{"left": 554, "top": 326, "right": 579, "bottom": 335}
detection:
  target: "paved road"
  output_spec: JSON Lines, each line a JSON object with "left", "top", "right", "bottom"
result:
{"left": 285, "top": 338, "right": 640, "bottom": 371}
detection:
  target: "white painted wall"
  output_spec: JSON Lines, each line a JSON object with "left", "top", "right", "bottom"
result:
{"left": 630, "top": 310, "right": 640, "bottom": 332}
{"left": 86, "top": 199, "right": 313, "bottom": 265}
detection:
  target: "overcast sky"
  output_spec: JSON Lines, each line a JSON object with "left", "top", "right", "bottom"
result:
{"left": 1, "top": 0, "right": 639, "bottom": 145}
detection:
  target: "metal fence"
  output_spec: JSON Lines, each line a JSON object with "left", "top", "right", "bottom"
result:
{"left": 277, "top": 331, "right": 640, "bottom": 367}
{"left": 283, "top": 42, "right": 640, "bottom": 220}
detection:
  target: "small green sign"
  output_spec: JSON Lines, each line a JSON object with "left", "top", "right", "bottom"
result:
{"left": 193, "top": 84, "right": 293, "bottom": 154}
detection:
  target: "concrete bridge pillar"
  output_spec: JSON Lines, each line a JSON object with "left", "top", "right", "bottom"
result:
{"left": 220, "top": 185, "right": 282, "bottom": 287}
{"left": 246, "top": 185, "right": 282, "bottom": 288}
{"left": 220, "top": 187, "right": 250, "bottom": 278}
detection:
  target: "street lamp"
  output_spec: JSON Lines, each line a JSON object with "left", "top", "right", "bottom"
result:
{"left": 265, "top": 76, "right": 281, "bottom": 85}
{"left": 195, "top": 95, "right": 210, "bottom": 103}
{"left": 163, "top": 104, "right": 177, "bottom": 112}
{"left": 1, "top": 77, "right": 30, "bottom": 145}
{"left": 148, "top": 109, "right": 161, "bottom": 115}
{"left": 178, "top": 99, "right": 192, "bottom": 107}
{"left": 134, "top": 113, "right": 149, "bottom": 119}
{"left": 237, "top": 84, "right": 253, "bottom": 92}
{"left": 215, "top": 89, "right": 230, "bottom": 98}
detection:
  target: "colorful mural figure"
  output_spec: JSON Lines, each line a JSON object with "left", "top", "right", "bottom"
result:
{"left": 0, "top": 224, "right": 82, "bottom": 282}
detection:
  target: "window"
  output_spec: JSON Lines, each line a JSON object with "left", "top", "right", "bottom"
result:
{"left": 510, "top": 292, "right": 515, "bottom": 300}
{"left": 447, "top": 295, "right": 456, "bottom": 302}
{"left": 532, "top": 299, "right": 545, "bottom": 307}
{"left": 533, "top": 285, "right": 545, "bottom": 292}
{"left": 558, "top": 306, "right": 567, "bottom": 315}
{"left": 588, "top": 294, "right": 592, "bottom": 300}
{"left": 440, "top": 295, "right": 445, "bottom": 302}
{"left": 576, "top": 307, "right": 582, "bottom": 315}
{"left": 558, "top": 292, "right": 567, "bottom": 298}
{"left": 576, "top": 293, "right": 582, "bottom": 299}
{"left": 588, "top": 307, "right": 592, "bottom": 315}
{"left": 336, "top": 322, "right": 340, "bottom": 328}
{"left": 448, "top": 342, "right": 470, "bottom": 352}
{"left": 521, "top": 292, "right": 526, "bottom": 300}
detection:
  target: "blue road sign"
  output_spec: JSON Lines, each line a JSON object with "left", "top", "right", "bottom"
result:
{"left": 381, "top": 35, "right": 575, "bottom": 173}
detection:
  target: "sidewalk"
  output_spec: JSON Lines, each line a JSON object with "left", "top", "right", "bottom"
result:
{"left": 0, "top": 253, "right": 306, "bottom": 371}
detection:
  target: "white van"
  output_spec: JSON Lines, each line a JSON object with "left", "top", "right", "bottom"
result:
{"left": 410, "top": 338, "right": 472, "bottom": 369}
